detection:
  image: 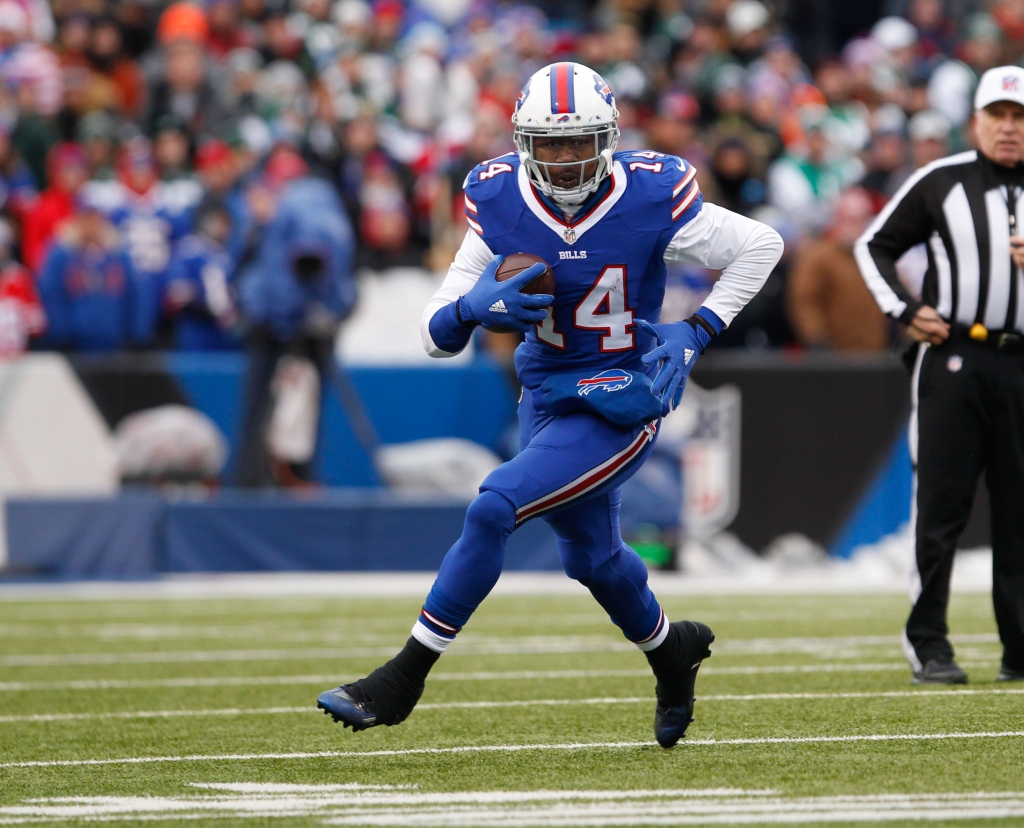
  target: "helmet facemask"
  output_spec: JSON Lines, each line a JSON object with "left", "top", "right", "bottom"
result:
{"left": 515, "top": 123, "right": 620, "bottom": 207}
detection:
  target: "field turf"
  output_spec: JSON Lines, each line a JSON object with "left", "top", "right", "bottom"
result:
{"left": 0, "top": 582, "right": 1022, "bottom": 826}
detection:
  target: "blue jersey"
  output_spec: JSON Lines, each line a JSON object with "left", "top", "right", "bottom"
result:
{"left": 463, "top": 150, "right": 702, "bottom": 389}
{"left": 164, "top": 234, "right": 240, "bottom": 351}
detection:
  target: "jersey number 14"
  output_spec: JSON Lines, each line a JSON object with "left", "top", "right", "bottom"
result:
{"left": 536, "top": 265, "right": 634, "bottom": 352}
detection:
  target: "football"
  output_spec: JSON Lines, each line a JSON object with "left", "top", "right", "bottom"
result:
{"left": 494, "top": 253, "right": 556, "bottom": 296}
{"left": 484, "top": 253, "right": 555, "bottom": 334}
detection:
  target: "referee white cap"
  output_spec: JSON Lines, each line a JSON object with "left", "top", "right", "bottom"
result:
{"left": 974, "top": 65, "right": 1024, "bottom": 111}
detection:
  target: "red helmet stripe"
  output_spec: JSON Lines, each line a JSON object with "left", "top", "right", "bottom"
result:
{"left": 550, "top": 62, "right": 575, "bottom": 114}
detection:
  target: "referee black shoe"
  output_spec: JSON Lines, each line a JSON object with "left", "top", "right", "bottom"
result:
{"left": 912, "top": 659, "right": 968, "bottom": 685}
{"left": 996, "top": 665, "right": 1024, "bottom": 681}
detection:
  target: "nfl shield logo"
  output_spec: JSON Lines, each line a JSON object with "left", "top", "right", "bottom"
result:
{"left": 563, "top": 227, "right": 577, "bottom": 244}
{"left": 677, "top": 383, "right": 742, "bottom": 539}
{"left": 1004, "top": 75, "right": 1020, "bottom": 92}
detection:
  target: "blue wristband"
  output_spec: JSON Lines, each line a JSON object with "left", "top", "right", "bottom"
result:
{"left": 428, "top": 301, "right": 476, "bottom": 353}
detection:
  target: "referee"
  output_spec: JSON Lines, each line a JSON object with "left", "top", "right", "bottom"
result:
{"left": 855, "top": 66, "right": 1024, "bottom": 685}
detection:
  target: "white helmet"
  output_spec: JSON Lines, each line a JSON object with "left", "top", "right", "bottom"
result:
{"left": 512, "top": 62, "right": 620, "bottom": 207}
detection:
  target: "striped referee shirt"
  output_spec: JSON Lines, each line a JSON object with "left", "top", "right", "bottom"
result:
{"left": 855, "top": 150, "right": 1024, "bottom": 333}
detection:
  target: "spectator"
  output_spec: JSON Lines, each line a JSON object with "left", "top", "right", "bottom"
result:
{"left": 710, "top": 136, "right": 765, "bottom": 216}
{"left": 0, "top": 120, "right": 36, "bottom": 224}
{"left": 87, "top": 14, "right": 144, "bottom": 118}
{"left": 767, "top": 106, "right": 858, "bottom": 233}
{"left": 0, "top": 0, "right": 62, "bottom": 118}
{"left": 928, "top": 13, "right": 1003, "bottom": 129}
{"left": 234, "top": 148, "right": 356, "bottom": 486}
{"left": 22, "top": 142, "right": 89, "bottom": 273}
{"left": 907, "top": 108, "right": 951, "bottom": 168}
{"left": 646, "top": 91, "right": 711, "bottom": 185}
{"left": 704, "top": 65, "right": 779, "bottom": 181}
{"left": 37, "top": 197, "right": 146, "bottom": 352}
{"left": 195, "top": 138, "right": 249, "bottom": 262}
{"left": 153, "top": 114, "right": 193, "bottom": 181}
{"left": 163, "top": 201, "right": 239, "bottom": 351}
{"left": 0, "top": 218, "right": 43, "bottom": 353}
{"left": 143, "top": 36, "right": 232, "bottom": 142}
{"left": 727, "top": 0, "right": 771, "bottom": 66}
{"left": 76, "top": 110, "right": 118, "bottom": 180}
{"left": 860, "top": 104, "right": 912, "bottom": 211}
{"left": 787, "top": 187, "right": 890, "bottom": 352}
{"left": 79, "top": 138, "right": 195, "bottom": 342}
{"left": 206, "top": 0, "right": 248, "bottom": 61}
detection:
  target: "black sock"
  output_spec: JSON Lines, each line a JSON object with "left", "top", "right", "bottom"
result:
{"left": 353, "top": 637, "right": 441, "bottom": 725}
{"left": 643, "top": 623, "right": 687, "bottom": 707}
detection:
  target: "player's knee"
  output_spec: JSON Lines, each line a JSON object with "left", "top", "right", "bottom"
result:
{"left": 465, "top": 489, "right": 517, "bottom": 536}
{"left": 559, "top": 540, "right": 607, "bottom": 582}
{"left": 563, "top": 557, "right": 597, "bottom": 582}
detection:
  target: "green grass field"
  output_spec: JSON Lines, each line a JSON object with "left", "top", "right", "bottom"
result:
{"left": 1, "top": 583, "right": 1022, "bottom": 826}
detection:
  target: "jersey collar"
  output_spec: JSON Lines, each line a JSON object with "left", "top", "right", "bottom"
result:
{"left": 518, "top": 160, "right": 627, "bottom": 246}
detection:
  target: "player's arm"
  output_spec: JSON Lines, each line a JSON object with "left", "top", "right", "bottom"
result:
{"left": 853, "top": 171, "right": 942, "bottom": 342}
{"left": 664, "top": 202, "right": 784, "bottom": 328}
{"left": 420, "top": 230, "right": 550, "bottom": 357}
{"left": 640, "top": 203, "right": 783, "bottom": 410}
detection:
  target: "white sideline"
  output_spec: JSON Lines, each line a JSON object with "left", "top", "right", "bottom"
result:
{"left": 4, "top": 731, "right": 1024, "bottom": 769}
{"left": 2, "top": 688, "right": 1024, "bottom": 725}
{"left": 0, "top": 568, "right": 992, "bottom": 600}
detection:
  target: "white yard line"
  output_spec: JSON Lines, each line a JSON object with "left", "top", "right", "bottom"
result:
{"left": 2, "top": 688, "right": 1022, "bottom": 725}
{"left": 0, "top": 640, "right": 646, "bottom": 667}
{"left": 0, "top": 660, "right": 1005, "bottom": 693}
{"left": 4, "top": 730, "right": 1024, "bottom": 769}
{"left": 3, "top": 790, "right": 1024, "bottom": 826}
{"left": 0, "top": 632, "right": 1000, "bottom": 668}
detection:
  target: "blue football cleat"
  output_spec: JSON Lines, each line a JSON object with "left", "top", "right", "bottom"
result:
{"left": 653, "top": 620, "right": 715, "bottom": 748}
{"left": 317, "top": 684, "right": 378, "bottom": 731}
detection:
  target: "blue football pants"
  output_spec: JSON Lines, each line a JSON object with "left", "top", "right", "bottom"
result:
{"left": 421, "top": 389, "right": 663, "bottom": 645}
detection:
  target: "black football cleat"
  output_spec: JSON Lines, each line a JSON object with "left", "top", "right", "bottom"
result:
{"left": 653, "top": 620, "right": 715, "bottom": 748}
{"left": 912, "top": 658, "right": 968, "bottom": 685}
{"left": 996, "top": 665, "right": 1024, "bottom": 682}
{"left": 317, "top": 684, "right": 379, "bottom": 731}
{"left": 317, "top": 637, "right": 437, "bottom": 732}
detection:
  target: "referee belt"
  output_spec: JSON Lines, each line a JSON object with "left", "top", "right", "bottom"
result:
{"left": 950, "top": 322, "right": 1024, "bottom": 354}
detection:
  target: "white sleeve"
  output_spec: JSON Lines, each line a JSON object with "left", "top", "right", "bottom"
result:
{"left": 420, "top": 229, "right": 495, "bottom": 357}
{"left": 663, "top": 202, "right": 784, "bottom": 326}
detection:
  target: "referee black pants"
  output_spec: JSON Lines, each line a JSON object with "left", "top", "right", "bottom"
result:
{"left": 908, "top": 339, "right": 1024, "bottom": 673}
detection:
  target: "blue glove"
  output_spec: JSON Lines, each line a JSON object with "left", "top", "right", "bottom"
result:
{"left": 458, "top": 255, "right": 554, "bottom": 332}
{"left": 637, "top": 308, "right": 723, "bottom": 412}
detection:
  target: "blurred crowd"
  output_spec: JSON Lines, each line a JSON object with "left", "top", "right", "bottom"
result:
{"left": 0, "top": 0, "right": 1020, "bottom": 355}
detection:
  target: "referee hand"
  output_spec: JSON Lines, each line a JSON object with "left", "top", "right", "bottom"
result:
{"left": 1011, "top": 235, "right": 1024, "bottom": 270}
{"left": 908, "top": 305, "right": 950, "bottom": 345}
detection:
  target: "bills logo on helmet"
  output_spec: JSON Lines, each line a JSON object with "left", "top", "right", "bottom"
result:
{"left": 557, "top": 114, "right": 571, "bottom": 122}
{"left": 516, "top": 83, "right": 531, "bottom": 112}
{"left": 576, "top": 370, "right": 633, "bottom": 396}
{"left": 593, "top": 73, "right": 614, "bottom": 106}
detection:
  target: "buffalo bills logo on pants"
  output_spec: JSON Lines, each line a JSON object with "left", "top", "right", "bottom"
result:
{"left": 576, "top": 370, "right": 633, "bottom": 396}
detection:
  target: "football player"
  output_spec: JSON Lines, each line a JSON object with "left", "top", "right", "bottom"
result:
{"left": 319, "top": 62, "right": 783, "bottom": 748}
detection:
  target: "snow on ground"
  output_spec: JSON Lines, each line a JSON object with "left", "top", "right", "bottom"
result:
{"left": 0, "top": 527, "right": 991, "bottom": 599}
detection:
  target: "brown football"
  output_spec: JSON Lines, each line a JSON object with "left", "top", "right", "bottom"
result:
{"left": 484, "top": 253, "right": 555, "bottom": 333}
{"left": 494, "top": 253, "right": 556, "bottom": 296}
